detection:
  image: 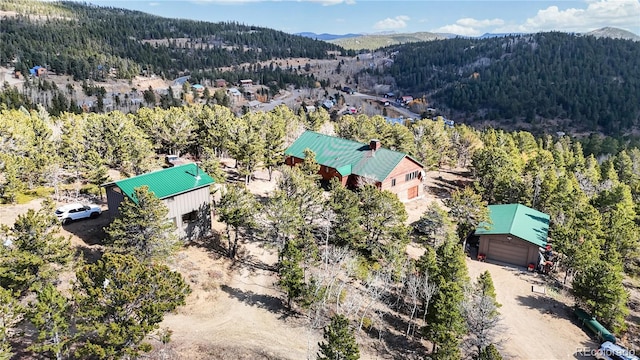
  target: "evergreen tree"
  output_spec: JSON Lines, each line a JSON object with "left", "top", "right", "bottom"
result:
{"left": 328, "top": 178, "right": 365, "bottom": 249}
{"left": 317, "top": 314, "right": 360, "bottom": 360}
{"left": 104, "top": 186, "right": 179, "bottom": 263}
{"left": 446, "top": 186, "right": 490, "bottom": 243}
{"left": 277, "top": 238, "right": 305, "bottom": 309}
{"left": 73, "top": 253, "right": 190, "bottom": 359}
{"left": 425, "top": 239, "right": 469, "bottom": 357}
{"left": 0, "top": 201, "right": 72, "bottom": 294}
{"left": 0, "top": 286, "right": 23, "bottom": 359}
{"left": 572, "top": 250, "right": 629, "bottom": 333}
{"left": 414, "top": 202, "right": 456, "bottom": 246}
{"left": 476, "top": 344, "right": 503, "bottom": 360}
{"left": 300, "top": 148, "right": 321, "bottom": 177}
{"left": 27, "top": 284, "right": 71, "bottom": 360}
{"left": 217, "top": 184, "right": 259, "bottom": 258}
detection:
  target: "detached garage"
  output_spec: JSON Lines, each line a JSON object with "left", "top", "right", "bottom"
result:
{"left": 474, "top": 204, "right": 550, "bottom": 267}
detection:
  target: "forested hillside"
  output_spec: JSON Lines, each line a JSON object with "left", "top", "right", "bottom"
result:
{"left": 376, "top": 32, "right": 640, "bottom": 135}
{"left": 0, "top": 0, "right": 349, "bottom": 81}
{"left": 1, "top": 103, "right": 639, "bottom": 357}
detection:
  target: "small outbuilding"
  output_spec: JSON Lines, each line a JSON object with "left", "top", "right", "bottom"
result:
{"left": 103, "top": 163, "right": 215, "bottom": 240}
{"left": 474, "top": 204, "right": 549, "bottom": 267}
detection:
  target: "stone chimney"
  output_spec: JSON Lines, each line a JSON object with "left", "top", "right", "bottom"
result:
{"left": 370, "top": 139, "right": 381, "bottom": 153}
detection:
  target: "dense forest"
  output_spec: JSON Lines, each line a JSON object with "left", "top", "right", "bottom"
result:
{"left": 373, "top": 33, "right": 640, "bottom": 135}
{"left": 0, "top": 0, "right": 351, "bottom": 81}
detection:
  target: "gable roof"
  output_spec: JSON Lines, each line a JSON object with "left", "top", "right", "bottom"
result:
{"left": 109, "top": 163, "right": 214, "bottom": 203}
{"left": 474, "top": 204, "right": 549, "bottom": 247}
{"left": 284, "top": 131, "right": 422, "bottom": 182}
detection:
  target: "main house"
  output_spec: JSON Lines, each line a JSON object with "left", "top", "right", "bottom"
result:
{"left": 284, "top": 131, "right": 424, "bottom": 201}
{"left": 103, "top": 163, "right": 215, "bottom": 240}
{"left": 474, "top": 204, "right": 550, "bottom": 267}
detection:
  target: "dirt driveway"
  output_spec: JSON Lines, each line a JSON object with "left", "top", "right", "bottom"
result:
{"left": 466, "top": 259, "right": 599, "bottom": 359}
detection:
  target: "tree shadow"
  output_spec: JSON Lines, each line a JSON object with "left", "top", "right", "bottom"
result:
{"left": 61, "top": 213, "right": 110, "bottom": 246}
{"left": 362, "top": 310, "right": 428, "bottom": 359}
{"left": 230, "top": 245, "right": 277, "bottom": 273}
{"left": 187, "top": 232, "right": 276, "bottom": 274}
{"left": 571, "top": 338, "right": 601, "bottom": 359}
{"left": 515, "top": 294, "right": 574, "bottom": 320}
{"left": 220, "top": 284, "right": 297, "bottom": 320}
{"left": 74, "top": 244, "right": 104, "bottom": 264}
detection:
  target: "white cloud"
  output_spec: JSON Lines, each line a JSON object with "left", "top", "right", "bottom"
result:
{"left": 456, "top": 18, "right": 504, "bottom": 28}
{"left": 373, "top": 15, "right": 410, "bottom": 30}
{"left": 432, "top": 24, "right": 482, "bottom": 37}
{"left": 431, "top": 17, "right": 504, "bottom": 36}
{"left": 496, "top": 0, "right": 640, "bottom": 33}
{"left": 148, "top": 2, "right": 159, "bottom": 6}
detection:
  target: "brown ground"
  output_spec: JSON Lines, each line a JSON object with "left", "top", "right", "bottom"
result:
{"left": 1, "top": 167, "right": 636, "bottom": 359}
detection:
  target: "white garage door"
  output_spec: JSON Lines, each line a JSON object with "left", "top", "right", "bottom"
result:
{"left": 487, "top": 239, "right": 529, "bottom": 267}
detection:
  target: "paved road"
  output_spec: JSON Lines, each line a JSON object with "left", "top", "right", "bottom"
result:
{"left": 352, "top": 92, "right": 420, "bottom": 119}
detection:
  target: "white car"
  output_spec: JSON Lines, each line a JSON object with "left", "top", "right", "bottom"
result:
{"left": 55, "top": 203, "right": 102, "bottom": 224}
{"left": 595, "top": 342, "right": 639, "bottom": 360}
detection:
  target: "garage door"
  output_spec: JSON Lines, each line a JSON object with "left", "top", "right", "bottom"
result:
{"left": 487, "top": 239, "right": 529, "bottom": 267}
{"left": 407, "top": 186, "right": 418, "bottom": 199}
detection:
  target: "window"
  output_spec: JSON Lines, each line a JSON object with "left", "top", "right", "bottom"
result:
{"left": 405, "top": 170, "right": 420, "bottom": 181}
{"left": 391, "top": 178, "right": 396, "bottom": 187}
{"left": 181, "top": 211, "right": 198, "bottom": 224}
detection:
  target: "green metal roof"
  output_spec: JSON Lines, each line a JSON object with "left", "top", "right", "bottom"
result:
{"left": 475, "top": 204, "right": 549, "bottom": 247}
{"left": 285, "top": 131, "right": 420, "bottom": 182}
{"left": 112, "top": 163, "right": 214, "bottom": 203}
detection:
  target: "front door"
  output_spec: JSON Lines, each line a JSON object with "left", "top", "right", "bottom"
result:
{"left": 408, "top": 186, "right": 418, "bottom": 199}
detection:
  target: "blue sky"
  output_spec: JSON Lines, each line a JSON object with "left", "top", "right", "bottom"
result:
{"left": 88, "top": 0, "right": 640, "bottom": 36}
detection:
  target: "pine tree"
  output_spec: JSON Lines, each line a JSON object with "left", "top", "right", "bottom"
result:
{"left": 328, "top": 178, "right": 365, "bottom": 249}
{"left": 0, "top": 201, "right": 72, "bottom": 294}
{"left": 104, "top": 186, "right": 179, "bottom": 263}
{"left": 572, "top": 250, "right": 629, "bottom": 333}
{"left": 476, "top": 344, "right": 503, "bottom": 360}
{"left": 425, "top": 239, "right": 469, "bottom": 357}
{"left": 277, "top": 238, "right": 305, "bottom": 309}
{"left": 0, "top": 286, "right": 23, "bottom": 359}
{"left": 27, "top": 284, "right": 71, "bottom": 360}
{"left": 73, "top": 253, "right": 190, "bottom": 359}
{"left": 217, "top": 184, "right": 259, "bottom": 258}
{"left": 317, "top": 314, "right": 360, "bottom": 360}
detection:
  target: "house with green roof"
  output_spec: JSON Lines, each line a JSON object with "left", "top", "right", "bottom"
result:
{"left": 284, "top": 131, "right": 424, "bottom": 201}
{"left": 103, "top": 163, "right": 215, "bottom": 240}
{"left": 474, "top": 204, "right": 550, "bottom": 267}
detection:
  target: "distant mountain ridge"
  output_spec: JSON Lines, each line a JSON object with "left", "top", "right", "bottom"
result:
{"left": 584, "top": 27, "right": 640, "bottom": 41}
{"left": 295, "top": 32, "right": 361, "bottom": 41}
{"left": 327, "top": 32, "right": 448, "bottom": 50}
{"left": 297, "top": 27, "right": 639, "bottom": 50}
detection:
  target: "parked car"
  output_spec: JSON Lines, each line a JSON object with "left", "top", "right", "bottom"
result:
{"left": 595, "top": 341, "right": 639, "bottom": 360}
{"left": 55, "top": 203, "right": 102, "bottom": 224}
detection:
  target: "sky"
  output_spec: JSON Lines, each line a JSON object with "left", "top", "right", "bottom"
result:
{"left": 87, "top": 0, "right": 640, "bottom": 37}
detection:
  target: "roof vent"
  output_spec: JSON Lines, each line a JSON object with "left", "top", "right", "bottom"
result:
{"left": 195, "top": 163, "right": 201, "bottom": 181}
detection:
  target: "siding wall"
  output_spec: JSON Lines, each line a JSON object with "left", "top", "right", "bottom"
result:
{"left": 104, "top": 185, "right": 211, "bottom": 239}
{"left": 380, "top": 157, "right": 423, "bottom": 202}
{"left": 478, "top": 234, "right": 540, "bottom": 267}
{"left": 164, "top": 186, "right": 211, "bottom": 237}
{"left": 105, "top": 185, "right": 125, "bottom": 219}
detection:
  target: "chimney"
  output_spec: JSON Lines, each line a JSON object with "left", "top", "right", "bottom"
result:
{"left": 370, "top": 139, "right": 381, "bottom": 153}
